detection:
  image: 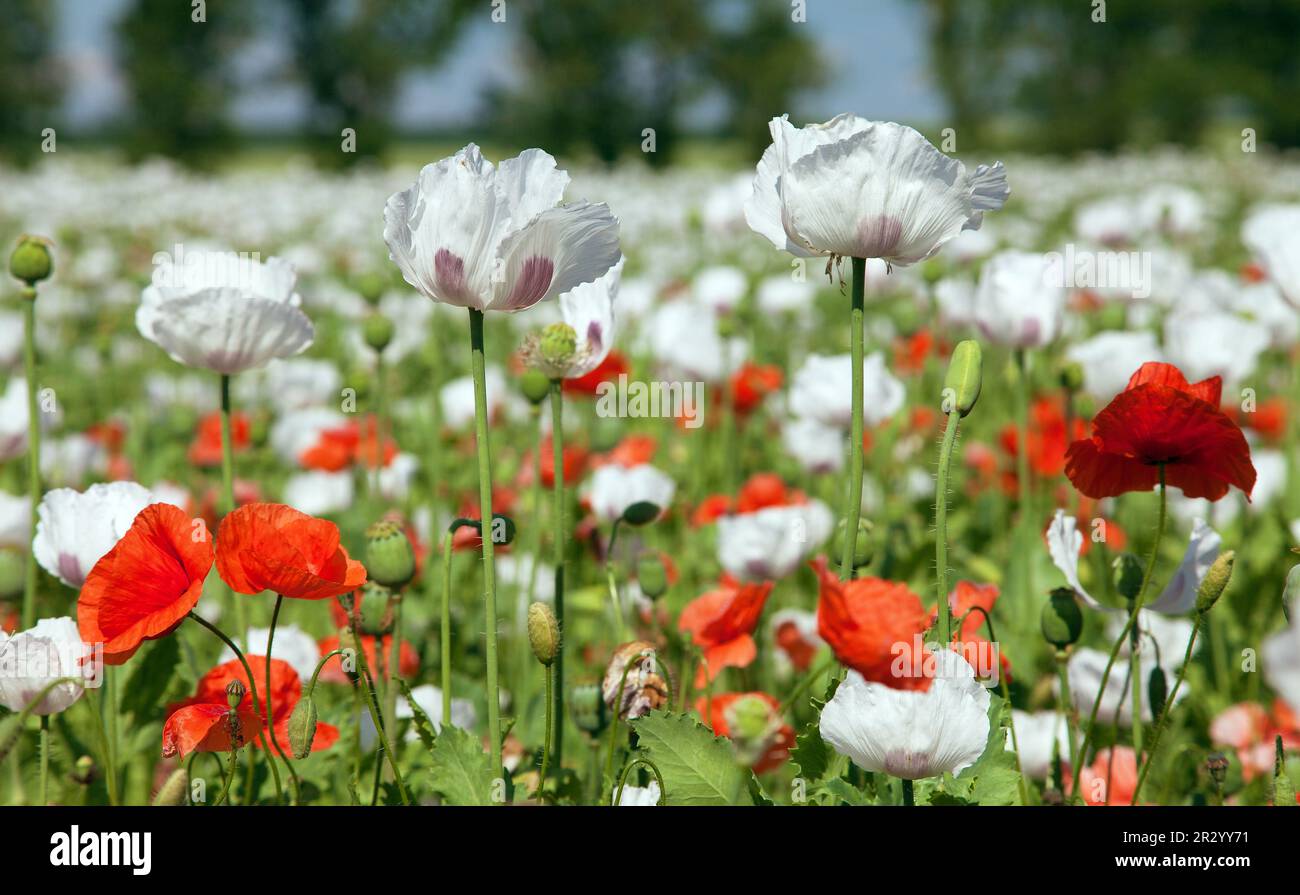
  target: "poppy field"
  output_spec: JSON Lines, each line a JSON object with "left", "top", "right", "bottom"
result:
{"left": 2, "top": 121, "right": 1300, "bottom": 813}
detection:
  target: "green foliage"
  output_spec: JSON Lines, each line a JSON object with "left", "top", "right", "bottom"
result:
{"left": 427, "top": 724, "right": 497, "bottom": 806}
{"left": 629, "top": 710, "right": 759, "bottom": 806}
{"left": 120, "top": 638, "right": 181, "bottom": 722}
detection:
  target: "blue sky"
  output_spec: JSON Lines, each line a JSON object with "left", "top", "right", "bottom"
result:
{"left": 57, "top": 0, "right": 944, "bottom": 130}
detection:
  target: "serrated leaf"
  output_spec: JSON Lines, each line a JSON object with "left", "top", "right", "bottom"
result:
{"left": 629, "top": 710, "right": 756, "bottom": 806}
{"left": 396, "top": 678, "right": 437, "bottom": 755}
{"left": 816, "top": 776, "right": 871, "bottom": 806}
{"left": 953, "top": 693, "right": 1023, "bottom": 805}
{"left": 120, "top": 638, "right": 180, "bottom": 721}
{"left": 428, "top": 724, "right": 496, "bottom": 806}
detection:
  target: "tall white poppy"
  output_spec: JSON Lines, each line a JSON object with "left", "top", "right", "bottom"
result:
{"left": 33, "top": 482, "right": 162, "bottom": 589}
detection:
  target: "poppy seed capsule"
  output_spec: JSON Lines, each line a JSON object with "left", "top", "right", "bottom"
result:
{"left": 1041, "top": 588, "right": 1083, "bottom": 648}
{"left": 942, "top": 339, "right": 982, "bottom": 417}
{"left": 364, "top": 520, "right": 416, "bottom": 589}
{"left": 527, "top": 602, "right": 561, "bottom": 665}
{"left": 569, "top": 683, "right": 609, "bottom": 737}
{"left": 520, "top": 369, "right": 552, "bottom": 404}
{"left": 1058, "top": 360, "right": 1085, "bottom": 392}
{"left": 831, "top": 517, "right": 874, "bottom": 569}
{"left": 288, "top": 696, "right": 318, "bottom": 759}
{"left": 9, "top": 235, "right": 53, "bottom": 286}
{"left": 363, "top": 313, "right": 394, "bottom": 352}
{"left": 1112, "top": 553, "right": 1145, "bottom": 603}
{"left": 1195, "top": 551, "right": 1234, "bottom": 614}
{"left": 153, "top": 767, "right": 189, "bottom": 806}
{"left": 357, "top": 582, "right": 393, "bottom": 636}
{"left": 539, "top": 322, "right": 578, "bottom": 367}
{"left": 225, "top": 679, "right": 246, "bottom": 710}
{"left": 636, "top": 554, "right": 669, "bottom": 600}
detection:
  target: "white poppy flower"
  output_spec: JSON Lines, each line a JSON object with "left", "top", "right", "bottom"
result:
{"left": 1065, "top": 647, "right": 1185, "bottom": 727}
{"left": 376, "top": 453, "right": 419, "bottom": 502}
{"left": 526, "top": 257, "right": 624, "bottom": 379}
{"left": 0, "top": 490, "right": 29, "bottom": 548}
{"left": 269, "top": 407, "right": 349, "bottom": 467}
{"left": 0, "top": 310, "right": 22, "bottom": 369}
{"left": 745, "top": 114, "right": 1008, "bottom": 264}
{"left": 220, "top": 625, "right": 320, "bottom": 684}
{"left": 788, "top": 352, "right": 904, "bottom": 429}
{"left": 1163, "top": 311, "right": 1269, "bottom": 387}
{"left": 1108, "top": 610, "right": 1197, "bottom": 664}
{"left": 40, "top": 434, "right": 106, "bottom": 488}
{"left": 756, "top": 275, "right": 815, "bottom": 317}
{"left": 644, "top": 300, "right": 747, "bottom": 382}
{"left": 1263, "top": 598, "right": 1300, "bottom": 716}
{"left": 716, "top": 500, "right": 833, "bottom": 582}
{"left": 972, "top": 250, "right": 1067, "bottom": 348}
{"left": 254, "top": 358, "right": 342, "bottom": 411}
{"left": 1144, "top": 519, "right": 1221, "bottom": 614}
{"left": 282, "top": 470, "right": 354, "bottom": 517}
{"left": 397, "top": 683, "right": 478, "bottom": 734}
{"left": 0, "top": 378, "right": 30, "bottom": 463}
{"left": 932, "top": 276, "right": 977, "bottom": 327}
{"left": 1008, "top": 710, "right": 1071, "bottom": 779}
{"left": 33, "top": 482, "right": 159, "bottom": 588}
{"left": 613, "top": 780, "right": 661, "bottom": 806}
{"left": 439, "top": 367, "right": 519, "bottom": 429}
{"left": 819, "top": 650, "right": 991, "bottom": 780}
{"left": 585, "top": 464, "right": 676, "bottom": 524}
{"left": 781, "top": 415, "right": 845, "bottom": 474}
{"left": 1065, "top": 330, "right": 1163, "bottom": 402}
{"left": 137, "top": 249, "right": 314, "bottom": 375}
{"left": 1242, "top": 203, "right": 1300, "bottom": 308}
{"left": 691, "top": 265, "right": 748, "bottom": 314}
{"left": 0, "top": 617, "right": 88, "bottom": 715}
{"left": 383, "top": 144, "right": 621, "bottom": 313}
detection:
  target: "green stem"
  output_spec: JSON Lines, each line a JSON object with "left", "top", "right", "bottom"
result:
{"left": 778, "top": 653, "right": 835, "bottom": 714}
{"left": 213, "top": 747, "right": 237, "bottom": 807}
{"left": 839, "top": 257, "right": 866, "bottom": 580}
{"left": 1131, "top": 617, "right": 1203, "bottom": 804}
{"left": 1129, "top": 604, "right": 1144, "bottom": 764}
{"left": 1056, "top": 649, "right": 1080, "bottom": 774}
{"left": 219, "top": 373, "right": 248, "bottom": 644}
{"left": 536, "top": 664, "right": 554, "bottom": 800}
{"left": 613, "top": 757, "right": 666, "bottom": 806}
{"left": 935, "top": 410, "right": 960, "bottom": 643}
{"left": 347, "top": 615, "right": 411, "bottom": 805}
{"left": 81, "top": 679, "right": 119, "bottom": 805}
{"left": 901, "top": 778, "right": 915, "bottom": 806}
{"left": 38, "top": 715, "right": 49, "bottom": 805}
{"left": 604, "top": 518, "right": 626, "bottom": 639}
{"left": 441, "top": 529, "right": 454, "bottom": 726}
{"left": 1014, "top": 348, "right": 1033, "bottom": 615}
{"left": 549, "top": 379, "right": 567, "bottom": 771}
{"left": 467, "top": 308, "right": 503, "bottom": 780}
{"left": 21, "top": 291, "right": 40, "bottom": 629}
{"left": 264, "top": 594, "right": 301, "bottom": 802}
{"left": 1071, "top": 465, "right": 1167, "bottom": 798}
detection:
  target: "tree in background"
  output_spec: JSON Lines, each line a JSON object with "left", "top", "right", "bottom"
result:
{"left": 116, "top": 0, "right": 251, "bottom": 166}
{"left": 0, "top": 0, "right": 63, "bottom": 165}
{"left": 280, "top": 0, "right": 475, "bottom": 167}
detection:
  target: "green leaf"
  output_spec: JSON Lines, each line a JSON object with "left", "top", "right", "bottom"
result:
{"left": 952, "top": 693, "right": 1023, "bottom": 806}
{"left": 120, "top": 638, "right": 180, "bottom": 721}
{"left": 815, "top": 776, "right": 871, "bottom": 806}
{"left": 629, "top": 710, "right": 757, "bottom": 806}
{"left": 396, "top": 678, "right": 437, "bottom": 755}
{"left": 428, "top": 724, "right": 497, "bottom": 806}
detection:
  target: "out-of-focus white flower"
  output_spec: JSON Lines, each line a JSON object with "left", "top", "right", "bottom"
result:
{"left": 39, "top": 434, "right": 106, "bottom": 488}
{"left": 439, "top": 367, "right": 519, "bottom": 429}
{"left": 745, "top": 115, "right": 1007, "bottom": 265}
{"left": 1263, "top": 597, "right": 1300, "bottom": 716}
{"left": 1074, "top": 197, "right": 1137, "bottom": 246}
{"left": 269, "top": 407, "right": 349, "bottom": 468}
{"left": 756, "top": 275, "right": 815, "bottom": 317}
{"left": 0, "top": 311, "right": 22, "bottom": 369}
{"left": 0, "top": 617, "right": 88, "bottom": 715}
{"left": 1066, "top": 647, "right": 1185, "bottom": 727}
{"left": 0, "top": 378, "right": 30, "bottom": 462}
{"left": 1242, "top": 203, "right": 1300, "bottom": 308}
{"left": 972, "top": 250, "right": 1066, "bottom": 348}
{"left": 781, "top": 416, "right": 845, "bottom": 474}
{"left": 252, "top": 358, "right": 342, "bottom": 411}
{"left": 691, "top": 265, "right": 747, "bottom": 314}
{"left": 137, "top": 249, "right": 314, "bottom": 375}
{"left": 1229, "top": 281, "right": 1299, "bottom": 349}
{"left": 33, "top": 482, "right": 159, "bottom": 588}
{"left": 1137, "top": 184, "right": 1206, "bottom": 238}
{"left": 1163, "top": 311, "right": 1269, "bottom": 388}
{"left": 527, "top": 257, "right": 624, "bottom": 379}
{"left": 0, "top": 490, "right": 29, "bottom": 548}
{"left": 644, "top": 300, "right": 746, "bottom": 382}
{"left": 1108, "top": 610, "right": 1197, "bottom": 664}
{"left": 377, "top": 453, "right": 419, "bottom": 502}
{"left": 282, "top": 470, "right": 353, "bottom": 517}
{"left": 220, "top": 625, "right": 320, "bottom": 684}
{"left": 788, "top": 352, "right": 904, "bottom": 429}
{"left": 383, "top": 144, "right": 621, "bottom": 313}
{"left": 1247, "top": 449, "right": 1286, "bottom": 508}
{"left": 716, "top": 500, "right": 833, "bottom": 582}
{"left": 613, "top": 779, "right": 661, "bottom": 806}
{"left": 819, "top": 650, "right": 991, "bottom": 779}
{"left": 932, "top": 276, "right": 976, "bottom": 327}
{"left": 585, "top": 464, "right": 676, "bottom": 524}
{"left": 1066, "top": 331, "right": 1163, "bottom": 402}
{"left": 397, "top": 683, "right": 477, "bottom": 734}
{"left": 1008, "top": 710, "right": 1071, "bottom": 779}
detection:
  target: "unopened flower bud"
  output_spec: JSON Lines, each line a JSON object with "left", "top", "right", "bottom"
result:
{"left": 539, "top": 322, "right": 578, "bottom": 367}
{"left": 570, "top": 683, "right": 609, "bottom": 737}
{"left": 288, "top": 696, "right": 318, "bottom": 759}
{"left": 636, "top": 554, "right": 669, "bottom": 600}
{"left": 1112, "top": 553, "right": 1145, "bottom": 603}
{"left": 363, "top": 314, "right": 394, "bottom": 353}
{"left": 1148, "top": 665, "right": 1167, "bottom": 722}
{"left": 527, "top": 602, "right": 561, "bottom": 666}
{"left": 153, "top": 767, "right": 189, "bottom": 806}
{"left": 357, "top": 581, "right": 393, "bottom": 636}
{"left": 520, "top": 368, "right": 552, "bottom": 404}
{"left": 1195, "top": 551, "right": 1234, "bottom": 614}
{"left": 364, "top": 520, "right": 416, "bottom": 589}
{"left": 1041, "top": 588, "right": 1083, "bottom": 648}
{"left": 942, "top": 339, "right": 982, "bottom": 417}
{"left": 1206, "top": 751, "right": 1229, "bottom": 784}
{"left": 225, "top": 679, "right": 246, "bottom": 710}
{"left": 9, "top": 235, "right": 53, "bottom": 286}
{"left": 621, "top": 501, "right": 661, "bottom": 526}
{"left": 832, "top": 517, "right": 874, "bottom": 570}
{"left": 356, "top": 272, "right": 386, "bottom": 306}
{"left": 1058, "top": 361, "right": 1084, "bottom": 392}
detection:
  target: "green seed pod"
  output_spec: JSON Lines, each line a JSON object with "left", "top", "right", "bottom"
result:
{"left": 488, "top": 513, "right": 517, "bottom": 546}
{"left": 0, "top": 548, "right": 24, "bottom": 600}
{"left": 357, "top": 581, "right": 393, "bottom": 636}
{"left": 1148, "top": 665, "right": 1167, "bottom": 722}
{"left": 225, "top": 679, "right": 246, "bottom": 710}
{"left": 355, "top": 271, "right": 386, "bottom": 307}
{"left": 1058, "top": 360, "right": 1085, "bottom": 392}
{"left": 364, "top": 520, "right": 416, "bottom": 589}
{"left": 539, "top": 322, "right": 578, "bottom": 367}
{"left": 152, "top": 767, "right": 190, "bottom": 806}
{"left": 527, "top": 602, "right": 561, "bottom": 666}
{"left": 520, "top": 369, "right": 552, "bottom": 404}
{"left": 831, "top": 517, "right": 874, "bottom": 570}
{"left": 942, "top": 339, "right": 983, "bottom": 417}
{"left": 1112, "top": 553, "right": 1145, "bottom": 603}
{"left": 9, "top": 235, "right": 53, "bottom": 286}
{"left": 1041, "top": 587, "right": 1084, "bottom": 648}
{"left": 363, "top": 313, "right": 394, "bottom": 353}
{"left": 288, "top": 696, "right": 319, "bottom": 759}
{"left": 636, "top": 553, "right": 669, "bottom": 600}
{"left": 621, "top": 501, "right": 661, "bottom": 527}
{"left": 1195, "top": 551, "right": 1234, "bottom": 614}
{"left": 569, "top": 683, "right": 609, "bottom": 738}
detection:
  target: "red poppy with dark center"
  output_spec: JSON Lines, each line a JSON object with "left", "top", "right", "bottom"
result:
{"left": 78, "top": 503, "right": 214, "bottom": 664}
{"left": 812, "top": 556, "right": 930, "bottom": 691}
{"left": 1064, "top": 362, "right": 1255, "bottom": 501}
{"left": 217, "top": 503, "right": 367, "bottom": 600}
{"left": 695, "top": 692, "right": 794, "bottom": 773}
{"left": 729, "top": 362, "right": 782, "bottom": 414}
{"left": 188, "top": 410, "right": 250, "bottom": 467}
{"left": 678, "top": 575, "right": 773, "bottom": 686}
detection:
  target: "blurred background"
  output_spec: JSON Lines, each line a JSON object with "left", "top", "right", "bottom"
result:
{"left": 4, "top": 0, "right": 1300, "bottom": 169}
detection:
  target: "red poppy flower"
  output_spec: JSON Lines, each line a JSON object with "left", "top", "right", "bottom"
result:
{"left": 316, "top": 634, "right": 419, "bottom": 684}
{"left": 216, "top": 503, "right": 367, "bottom": 600}
{"left": 188, "top": 411, "right": 251, "bottom": 467}
{"left": 521, "top": 436, "right": 588, "bottom": 489}
{"left": 931, "top": 581, "right": 1011, "bottom": 683}
{"left": 690, "top": 494, "right": 733, "bottom": 527}
{"left": 355, "top": 416, "right": 398, "bottom": 469}
{"left": 695, "top": 692, "right": 794, "bottom": 773}
{"left": 301, "top": 425, "right": 358, "bottom": 472}
{"left": 893, "top": 328, "right": 934, "bottom": 375}
{"left": 729, "top": 363, "right": 783, "bottom": 414}
{"left": 1000, "top": 396, "right": 1084, "bottom": 480}
{"left": 679, "top": 576, "right": 773, "bottom": 687}
{"left": 162, "top": 703, "right": 262, "bottom": 757}
{"left": 594, "top": 434, "right": 658, "bottom": 468}
{"left": 1224, "top": 396, "right": 1287, "bottom": 443}
{"left": 78, "top": 503, "right": 214, "bottom": 664}
{"left": 450, "top": 487, "right": 518, "bottom": 552}
{"left": 735, "top": 473, "right": 803, "bottom": 513}
{"left": 774, "top": 618, "right": 819, "bottom": 672}
{"left": 1064, "top": 363, "right": 1256, "bottom": 501}
{"left": 564, "top": 350, "right": 629, "bottom": 396}
{"left": 811, "top": 556, "right": 930, "bottom": 691}
{"left": 1072, "top": 747, "right": 1139, "bottom": 806}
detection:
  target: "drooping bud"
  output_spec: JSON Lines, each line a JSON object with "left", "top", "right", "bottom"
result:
{"left": 527, "top": 602, "right": 561, "bottom": 666}
{"left": 1195, "top": 551, "right": 1234, "bottom": 614}
{"left": 1041, "top": 588, "right": 1084, "bottom": 649}
{"left": 621, "top": 501, "right": 661, "bottom": 527}
{"left": 364, "top": 520, "right": 416, "bottom": 589}
{"left": 539, "top": 322, "right": 578, "bottom": 368}
{"left": 1058, "top": 360, "right": 1085, "bottom": 392}
{"left": 9, "top": 235, "right": 53, "bottom": 286}
{"left": 1112, "top": 553, "right": 1145, "bottom": 603}
{"left": 520, "top": 369, "right": 551, "bottom": 404}
{"left": 225, "top": 679, "right": 247, "bottom": 710}
{"left": 363, "top": 314, "right": 394, "bottom": 353}
{"left": 357, "top": 581, "right": 394, "bottom": 636}
{"left": 831, "top": 517, "right": 874, "bottom": 570}
{"left": 288, "top": 696, "right": 318, "bottom": 759}
{"left": 570, "top": 683, "right": 609, "bottom": 737}
{"left": 1147, "top": 665, "right": 1167, "bottom": 722}
{"left": 153, "top": 767, "right": 190, "bottom": 806}
{"left": 942, "top": 339, "right": 983, "bottom": 417}
{"left": 635, "top": 553, "right": 669, "bottom": 600}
